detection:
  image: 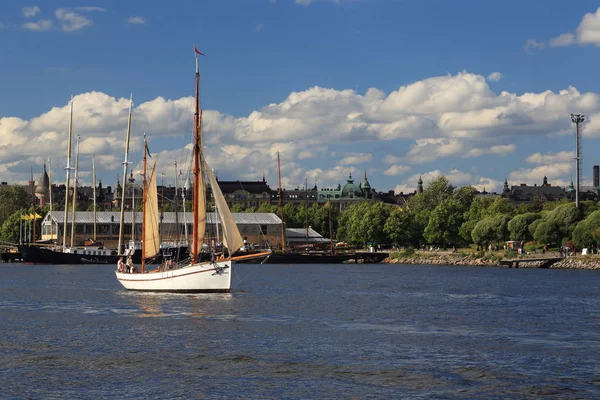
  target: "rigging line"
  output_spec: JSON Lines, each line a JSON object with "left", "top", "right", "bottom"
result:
{"left": 232, "top": 254, "right": 270, "bottom": 288}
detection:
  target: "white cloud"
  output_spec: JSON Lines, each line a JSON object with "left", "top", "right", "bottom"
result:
{"left": 549, "top": 33, "right": 575, "bottom": 47}
{"left": 524, "top": 39, "right": 545, "bottom": 53}
{"left": 403, "top": 139, "right": 515, "bottom": 164}
{"left": 487, "top": 72, "right": 503, "bottom": 82}
{"left": 577, "top": 8, "right": 600, "bottom": 45}
{"left": 508, "top": 163, "right": 572, "bottom": 186}
{"left": 338, "top": 152, "right": 372, "bottom": 165}
{"left": 75, "top": 7, "right": 106, "bottom": 12}
{"left": 547, "top": 7, "right": 600, "bottom": 47}
{"left": 4, "top": 71, "right": 600, "bottom": 187}
{"left": 295, "top": 0, "right": 343, "bottom": 5}
{"left": 22, "top": 19, "right": 52, "bottom": 32}
{"left": 22, "top": 6, "right": 41, "bottom": 18}
{"left": 55, "top": 7, "right": 105, "bottom": 32}
{"left": 127, "top": 16, "right": 146, "bottom": 25}
{"left": 394, "top": 169, "right": 502, "bottom": 194}
{"left": 383, "top": 154, "right": 400, "bottom": 164}
{"left": 524, "top": 151, "right": 574, "bottom": 164}
{"left": 55, "top": 8, "right": 91, "bottom": 32}
{"left": 384, "top": 165, "right": 411, "bottom": 176}
{"left": 465, "top": 144, "right": 516, "bottom": 158}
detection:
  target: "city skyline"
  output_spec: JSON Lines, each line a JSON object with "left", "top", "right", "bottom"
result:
{"left": 2, "top": 1, "right": 600, "bottom": 193}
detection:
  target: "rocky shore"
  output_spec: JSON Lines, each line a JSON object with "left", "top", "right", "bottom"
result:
{"left": 384, "top": 253, "right": 600, "bottom": 270}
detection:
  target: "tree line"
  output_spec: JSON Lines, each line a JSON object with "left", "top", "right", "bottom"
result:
{"left": 335, "top": 176, "right": 599, "bottom": 250}
{"left": 2, "top": 176, "right": 598, "bottom": 250}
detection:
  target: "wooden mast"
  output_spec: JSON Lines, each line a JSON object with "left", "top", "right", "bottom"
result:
{"left": 329, "top": 202, "right": 333, "bottom": 255}
{"left": 92, "top": 154, "right": 97, "bottom": 241}
{"left": 30, "top": 167, "right": 36, "bottom": 242}
{"left": 277, "top": 152, "right": 286, "bottom": 253}
{"left": 62, "top": 97, "right": 73, "bottom": 249}
{"left": 70, "top": 135, "right": 80, "bottom": 247}
{"left": 141, "top": 135, "right": 148, "bottom": 273}
{"left": 191, "top": 53, "right": 201, "bottom": 264}
{"left": 174, "top": 161, "right": 179, "bottom": 242}
{"left": 48, "top": 159, "right": 53, "bottom": 241}
{"left": 118, "top": 94, "right": 133, "bottom": 255}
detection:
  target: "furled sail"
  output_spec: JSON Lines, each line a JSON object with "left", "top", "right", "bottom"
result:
{"left": 143, "top": 161, "right": 160, "bottom": 259}
{"left": 205, "top": 163, "right": 243, "bottom": 254}
{"left": 194, "top": 151, "right": 207, "bottom": 255}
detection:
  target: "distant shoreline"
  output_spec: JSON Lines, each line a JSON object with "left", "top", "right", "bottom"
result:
{"left": 383, "top": 252, "right": 600, "bottom": 270}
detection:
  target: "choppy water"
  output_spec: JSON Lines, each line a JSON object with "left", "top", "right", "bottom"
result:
{"left": 2, "top": 263, "right": 600, "bottom": 399}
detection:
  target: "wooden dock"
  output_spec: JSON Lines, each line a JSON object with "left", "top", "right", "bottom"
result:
{"left": 353, "top": 252, "right": 389, "bottom": 263}
{"left": 499, "top": 256, "right": 564, "bottom": 269}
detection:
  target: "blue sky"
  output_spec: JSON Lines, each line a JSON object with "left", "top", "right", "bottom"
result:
{"left": 2, "top": 0, "right": 600, "bottom": 194}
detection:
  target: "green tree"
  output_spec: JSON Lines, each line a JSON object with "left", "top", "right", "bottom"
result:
{"left": 408, "top": 176, "right": 454, "bottom": 213}
{"left": 471, "top": 215, "right": 510, "bottom": 248}
{"left": 458, "top": 197, "right": 495, "bottom": 245}
{"left": 471, "top": 217, "right": 495, "bottom": 248}
{"left": 384, "top": 208, "right": 418, "bottom": 246}
{"left": 0, "top": 209, "right": 28, "bottom": 243}
{"left": 423, "top": 198, "right": 466, "bottom": 246}
{"left": 582, "top": 200, "right": 600, "bottom": 218}
{"left": 336, "top": 202, "right": 392, "bottom": 246}
{"left": 459, "top": 219, "right": 478, "bottom": 244}
{"left": 573, "top": 210, "right": 600, "bottom": 248}
{"left": 534, "top": 203, "right": 580, "bottom": 246}
{"left": 0, "top": 186, "right": 29, "bottom": 226}
{"left": 484, "top": 197, "right": 514, "bottom": 218}
{"left": 508, "top": 213, "right": 541, "bottom": 241}
{"left": 451, "top": 186, "right": 476, "bottom": 208}
{"left": 528, "top": 218, "right": 542, "bottom": 238}
{"left": 514, "top": 202, "right": 536, "bottom": 215}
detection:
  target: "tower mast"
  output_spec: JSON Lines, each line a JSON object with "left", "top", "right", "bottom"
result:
{"left": 62, "top": 97, "right": 74, "bottom": 249}
{"left": 118, "top": 94, "right": 133, "bottom": 254}
{"left": 191, "top": 53, "right": 202, "bottom": 263}
{"left": 70, "top": 135, "right": 80, "bottom": 247}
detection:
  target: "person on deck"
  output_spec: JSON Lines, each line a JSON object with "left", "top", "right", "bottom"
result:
{"left": 126, "top": 256, "right": 133, "bottom": 273}
{"left": 117, "top": 257, "right": 124, "bottom": 273}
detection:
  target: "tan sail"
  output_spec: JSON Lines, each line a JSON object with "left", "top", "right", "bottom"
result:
{"left": 143, "top": 161, "right": 160, "bottom": 259}
{"left": 205, "top": 163, "right": 243, "bottom": 254}
{"left": 194, "top": 151, "right": 207, "bottom": 255}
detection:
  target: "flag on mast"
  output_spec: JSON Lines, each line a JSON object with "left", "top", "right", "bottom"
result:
{"left": 143, "top": 133, "right": 152, "bottom": 158}
{"left": 194, "top": 46, "right": 205, "bottom": 56}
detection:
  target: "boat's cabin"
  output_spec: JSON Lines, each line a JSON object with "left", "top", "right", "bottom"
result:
{"left": 64, "top": 247, "right": 117, "bottom": 256}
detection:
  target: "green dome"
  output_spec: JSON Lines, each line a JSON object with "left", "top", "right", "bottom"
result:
{"left": 341, "top": 173, "right": 362, "bottom": 198}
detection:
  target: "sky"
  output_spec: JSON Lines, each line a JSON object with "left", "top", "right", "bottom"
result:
{"left": 2, "top": 0, "right": 600, "bottom": 195}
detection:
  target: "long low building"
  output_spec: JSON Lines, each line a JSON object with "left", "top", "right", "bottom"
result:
{"left": 40, "top": 211, "right": 283, "bottom": 249}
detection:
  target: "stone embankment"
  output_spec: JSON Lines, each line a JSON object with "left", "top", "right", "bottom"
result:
{"left": 551, "top": 257, "right": 600, "bottom": 270}
{"left": 384, "top": 253, "right": 499, "bottom": 267}
{"left": 384, "top": 252, "right": 600, "bottom": 270}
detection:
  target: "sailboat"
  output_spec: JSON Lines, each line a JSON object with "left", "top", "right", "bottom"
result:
{"left": 115, "top": 51, "right": 271, "bottom": 292}
{"left": 19, "top": 98, "right": 121, "bottom": 264}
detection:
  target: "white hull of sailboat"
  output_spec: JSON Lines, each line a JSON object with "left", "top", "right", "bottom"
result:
{"left": 115, "top": 260, "right": 232, "bottom": 293}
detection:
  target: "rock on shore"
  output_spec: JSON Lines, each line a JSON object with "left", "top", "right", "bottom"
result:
{"left": 384, "top": 253, "right": 600, "bottom": 270}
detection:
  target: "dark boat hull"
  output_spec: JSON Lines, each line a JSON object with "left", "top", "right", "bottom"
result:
{"left": 19, "top": 245, "right": 120, "bottom": 265}
{"left": 18, "top": 244, "right": 190, "bottom": 265}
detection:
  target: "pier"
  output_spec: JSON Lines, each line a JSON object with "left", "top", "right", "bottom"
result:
{"left": 499, "top": 256, "right": 564, "bottom": 269}
{"left": 353, "top": 252, "right": 389, "bottom": 263}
